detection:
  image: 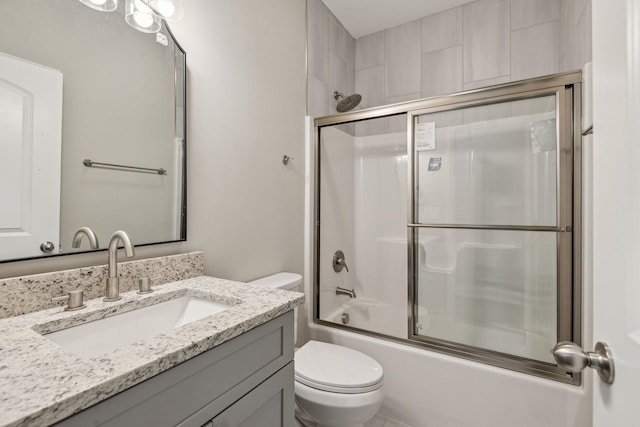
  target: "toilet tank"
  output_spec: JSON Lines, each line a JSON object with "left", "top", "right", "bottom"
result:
{"left": 248, "top": 272, "right": 302, "bottom": 291}
{"left": 249, "top": 272, "right": 303, "bottom": 347}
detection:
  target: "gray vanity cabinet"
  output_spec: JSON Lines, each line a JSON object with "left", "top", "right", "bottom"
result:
{"left": 54, "top": 311, "right": 295, "bottom": 427}
{"left": 204, "top": 363, "right": 294, "bottom": 427}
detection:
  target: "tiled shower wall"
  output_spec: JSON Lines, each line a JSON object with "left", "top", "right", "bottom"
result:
{"left": 561, "top": 0, "right": 592, "bottom": 71}
{"left": 307, "top": 0, "right": 591, "bottom": 123}
{"left": 307, "top": 0, "right": 355, "bottom": 119}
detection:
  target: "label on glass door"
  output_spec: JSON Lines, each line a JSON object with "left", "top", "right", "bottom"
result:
{"left": 416, "top": 122, "right": 436, "bottom": 151}
{"left": 428, "top": 157, "right": 442, "bottom": 171}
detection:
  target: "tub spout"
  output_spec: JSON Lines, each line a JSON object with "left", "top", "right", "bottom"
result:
{"left": 336, "top": 286, "right": 356, "bottom": 298}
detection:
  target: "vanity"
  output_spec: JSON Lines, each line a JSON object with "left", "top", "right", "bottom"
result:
{"left": 0, "top": 275, "right": 303, "bottom": 427}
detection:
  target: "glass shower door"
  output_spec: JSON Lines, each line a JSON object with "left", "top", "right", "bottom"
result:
{"left": 316, "top": 115, "right": 409, "bottom": 339}
{"left": 313, "top": 72, "right": 582, "bottom": 382}
{"left": 409, "top": 92, "right": 575, "bottom": 366}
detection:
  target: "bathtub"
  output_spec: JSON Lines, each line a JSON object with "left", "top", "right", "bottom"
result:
{"left": 308, "top": 315, "right": 590, "bottom": 427}
{"left": 317, "top": 299, "right": 569, "bottom": 427}
{"left": 312, "top": 292, "right": 583, "bottom": 426}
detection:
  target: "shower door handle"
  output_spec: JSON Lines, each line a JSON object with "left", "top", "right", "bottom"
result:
{"left": 552, "top": 341, "right": 615, "bottom": 384}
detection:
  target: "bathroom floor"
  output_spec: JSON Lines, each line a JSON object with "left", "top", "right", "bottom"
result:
{"left": 366, "top": 414, "right": 412, "bottom": 427}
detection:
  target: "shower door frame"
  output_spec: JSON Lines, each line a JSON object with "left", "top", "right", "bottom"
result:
{"left": 313, "top": 71, "right": 583, "bottom": 384}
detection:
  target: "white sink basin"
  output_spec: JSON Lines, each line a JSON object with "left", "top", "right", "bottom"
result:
{"left": 43, "top": 296, "right": 229, "bottom": 358}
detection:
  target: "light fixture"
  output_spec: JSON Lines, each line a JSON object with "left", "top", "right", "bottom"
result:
{"left": 78, "top": 0, "right": 117, "bottom": 12}
{"left": 125, "top": 0, "right": 162, "bottom": 33}
{"left": 77, "top": 0, "right": 184, "bottom": 34}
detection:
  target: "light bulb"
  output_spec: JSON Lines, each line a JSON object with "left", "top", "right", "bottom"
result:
{"left": 148, "top": 0, "right": 184, "bottom": 21}
{"left": 133, "top": 12, "right": 154, "bottom": 28}
{"left": 156, "top": 0, "right": 176, "bottom": 18}
{"left": 125, "top": 0, "right": 163, "bottom": 32}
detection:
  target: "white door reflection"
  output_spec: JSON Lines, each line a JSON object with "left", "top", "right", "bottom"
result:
{"left": 0, "top": 52, "right": 62, "bottom": 259}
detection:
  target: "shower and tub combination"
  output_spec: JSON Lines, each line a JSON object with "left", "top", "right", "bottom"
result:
{"left": 306, "top": 71, "right": 589, "bottom": 427}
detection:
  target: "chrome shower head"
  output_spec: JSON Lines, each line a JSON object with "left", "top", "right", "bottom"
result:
{"left": 334, "top": 91, "right": 362, "bottom": 113}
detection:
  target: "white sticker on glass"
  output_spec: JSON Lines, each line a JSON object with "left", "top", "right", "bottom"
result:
{"left": 416, "top": 122, "right": 436, "bottom": 151}
{"left": 428, "top": 157, "right": 442, "bottom": 171}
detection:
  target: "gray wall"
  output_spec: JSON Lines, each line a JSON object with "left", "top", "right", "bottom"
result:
{"left": 0, "top": 0, "right": 306, "bottom": 282}
{"left": 170, "top": 0, "right": 306, "bottom": 281}
{"left": 308, "top": 0, "right": 592, "bottom": 123}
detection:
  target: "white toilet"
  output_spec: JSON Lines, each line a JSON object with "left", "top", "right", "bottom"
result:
{"left": 249, "top": 272, "right": 385, "bottom": 427}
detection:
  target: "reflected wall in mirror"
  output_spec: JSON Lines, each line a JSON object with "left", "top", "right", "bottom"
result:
{"left": 0, "top": 0, "right": 186, "bottom": 262}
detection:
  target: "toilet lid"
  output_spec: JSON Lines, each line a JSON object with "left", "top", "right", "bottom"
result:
{"left": 294, "top": 340, "right": 383, "bottom": 394}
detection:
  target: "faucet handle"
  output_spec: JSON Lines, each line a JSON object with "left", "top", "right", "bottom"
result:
{"left": 52, "top": 289, "right": 86, "bottom": 311}
{"left": 333, "top": 250, "right": 350, "bottom": 273}
{"left": 137, "top": 277, "right": 155, "bottom": 294}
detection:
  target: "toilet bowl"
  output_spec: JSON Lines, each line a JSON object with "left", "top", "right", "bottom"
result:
{"left": 294, "top": 340, "right": 384, "bottom": 427}
{"left": 248, "top": 273, "right": 385, "bottom": 427}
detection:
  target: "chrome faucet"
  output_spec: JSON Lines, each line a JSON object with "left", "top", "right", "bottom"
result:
{"left": 336, "top": 286, "right": 356, "bottom": 298}
{"left": 104, "top": 230, "right": 135, "bottom": 302}
{"left": 71, "top": 226, "right": 100, "bottom": 249}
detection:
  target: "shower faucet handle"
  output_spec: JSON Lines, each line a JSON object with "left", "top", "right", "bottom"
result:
{"left": 333, "top": 250, "right": 349, "bottom": 273}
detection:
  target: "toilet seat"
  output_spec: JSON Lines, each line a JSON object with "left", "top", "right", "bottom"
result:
{"left": 294, "top": 340, "right": 383, "bottom": 394}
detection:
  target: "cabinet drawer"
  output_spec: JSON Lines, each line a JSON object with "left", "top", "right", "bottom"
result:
{"left": 202, "top": 362, "right": 294, "bottom": 427}
{"left": 55, "top": 311, "right": 294, "bottom": 427}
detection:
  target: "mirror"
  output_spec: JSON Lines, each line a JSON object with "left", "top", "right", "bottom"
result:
{"left": 0, "top": 0, "right": 186, "bottom": 262}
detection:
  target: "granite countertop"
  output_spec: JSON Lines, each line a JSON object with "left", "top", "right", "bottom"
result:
{"left": 0, "top": 276, "right": 304, "bottom": 427}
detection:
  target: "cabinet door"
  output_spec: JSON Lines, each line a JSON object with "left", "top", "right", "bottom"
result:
{"left": 211, "top": 362, "right": 294, "bottom": 427}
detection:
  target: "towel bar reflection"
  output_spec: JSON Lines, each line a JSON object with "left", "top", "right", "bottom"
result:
{"left": 83, "top": 159, "right": 167, "bottom": 175}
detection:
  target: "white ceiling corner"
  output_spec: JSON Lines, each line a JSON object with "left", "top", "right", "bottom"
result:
{"left": 320, "top": 0, "right": 477, "bottom": 39}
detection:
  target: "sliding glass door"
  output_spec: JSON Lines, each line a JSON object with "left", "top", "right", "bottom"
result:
{"left": 409, "top": 86, "right": 578, "bottom": 380}
{"left": 314, "top": 72, "right": 582, "bottom": 383}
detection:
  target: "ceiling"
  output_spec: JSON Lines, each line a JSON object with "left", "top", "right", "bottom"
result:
{"left": 321, "top": 0, "right": 477, "bottom": 39}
